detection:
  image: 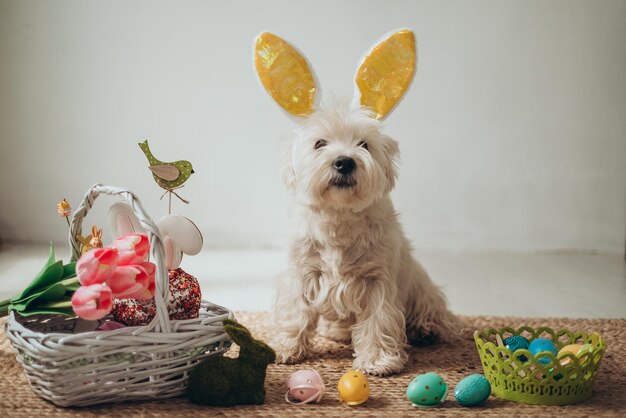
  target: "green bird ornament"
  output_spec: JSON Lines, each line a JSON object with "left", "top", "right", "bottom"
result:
{"left": 139, "top": 140, "right": 195, "bottom": 212}
{"left": 139, "top": 140, "right": 195, "bottom": 189}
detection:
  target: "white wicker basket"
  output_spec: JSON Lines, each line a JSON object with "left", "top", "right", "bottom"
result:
{"left": 4, "top": 184, "right": 234, "bottom": 407}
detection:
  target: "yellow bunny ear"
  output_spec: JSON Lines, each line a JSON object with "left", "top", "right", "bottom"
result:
{"left": 254, "top": 32, "right": 318, "bottom": 118}
{"left": 355, "top": 29, "right": 417, "bottom": 120}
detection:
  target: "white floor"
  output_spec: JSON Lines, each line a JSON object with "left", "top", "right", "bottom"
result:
{"left": 0, "top": 243, "right": 624, "bottom": 318}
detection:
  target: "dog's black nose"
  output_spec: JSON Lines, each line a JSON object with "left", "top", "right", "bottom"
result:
{"left": 333, "top": 156, "right": 356, "bottom": 175}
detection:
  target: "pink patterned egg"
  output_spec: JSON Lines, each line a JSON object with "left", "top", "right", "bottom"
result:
{"left": 285, "top": 369, "right": 325, "bottom": 404}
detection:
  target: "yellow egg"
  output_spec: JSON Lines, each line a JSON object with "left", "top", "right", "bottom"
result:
{"left": 557, "top": 344, "right": 582, "bottom": 366}
{"left": 337, "top": 370, "right": 370, "bottom": 406}
{"left": 577, "top": 343, "right": 594, "bottom": 365}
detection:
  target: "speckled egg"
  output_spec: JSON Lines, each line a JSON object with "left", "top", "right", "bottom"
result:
{"left": 454, "top": 374, "right": 491, "bottom": 406}
{"left": 528, "top": 338, "right": 558, "bottom": 365}
{"left": 286, "top": 369, "right": 325, "bottom": 404}
{"left": 406, "top": 372, "right": 448, "bottom": 407}
{"left": 112, "top": 267, "right": 201, "bottom": 326}
{"left": 503, "top": 335, "right": 530, "bottom": 362}
{"left": 337, "top": 370, "right": 369, "bottom": 406}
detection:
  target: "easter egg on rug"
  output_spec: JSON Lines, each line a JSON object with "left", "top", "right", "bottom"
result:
{"left": 338, "top": 370, "right": 370, "bottom": 406}
{"left": 454, "top": 374, "right": 491, "bottom": 406}
{"left": 286, "top": 369, "right": 325, "bottom": 404}
{"left": 406, "top": 372, "right": 448, "bottom": 407}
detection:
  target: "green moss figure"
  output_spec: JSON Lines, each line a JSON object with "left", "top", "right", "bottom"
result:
{"left": 186, "top": 319, "right": 276, "bottom": 406}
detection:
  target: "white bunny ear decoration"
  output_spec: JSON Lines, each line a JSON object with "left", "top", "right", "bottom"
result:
{"left": 157, "top": 214, "right": 203, "bottom": 270}
{"left": 108, "top": 202, "right": 146, "bottom": 239}
{"left": 108, "top": 203, "right": 202, "bottom": 270}
{"left": 354, "top": 29, "right": 417, "bottom": 120}
{"left": 254, "top": 32, "right": 319, "bottom": 118}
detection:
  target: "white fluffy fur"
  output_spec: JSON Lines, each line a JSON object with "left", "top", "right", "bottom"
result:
{"left": 273, "top": 103, "right": 463, "bottom": 376}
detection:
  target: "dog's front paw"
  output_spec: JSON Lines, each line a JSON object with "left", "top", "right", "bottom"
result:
{"left": 353, "top": 351, "right": 407, "bottom": 376}
{"left": 273, "top": 335, "right": 309, "bottom": 364}
{"left": 275, "top": 346, "right": 308, "bottom": 364}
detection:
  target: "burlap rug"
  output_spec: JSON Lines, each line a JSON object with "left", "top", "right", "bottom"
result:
{"left": 1, "top": 313, "right": 624, "bottom": 417}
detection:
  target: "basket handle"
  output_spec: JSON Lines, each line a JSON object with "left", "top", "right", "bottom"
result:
{"left": 68, "top": 184, "right": 171, "bottom": 333}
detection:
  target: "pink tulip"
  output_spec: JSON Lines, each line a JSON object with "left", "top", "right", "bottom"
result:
{"left": 110, "top": 234, "right": 150, "bottom": 265}
{"left": 71, "top": 284, "right": 113, "bottom": 320}
{"left": 107, "top": 262, "right": 156, "bottom": 300}
{"left": 76, "top": 247, "right": 118, "bottom": 286}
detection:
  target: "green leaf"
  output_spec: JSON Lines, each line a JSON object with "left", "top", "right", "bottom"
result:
{"left": 10, "top": 283, "right": 68, "bottom": 311}
{"left": 62, "top": 262, "right": 76, "bottom": 279}
{"left": 12, "top": 244, "right": 66, "bottom": 302}
{"left": 1, "top": 244, "right": 81, "bottom": 319}
{"left": 43, "top": 242, "right": 56, "bottom": 269}
{"left": 0, "top": 300, "right": 10, "bottom": 316}
{"left": 11, "top": 295, "right": 74, "bottom": 317}
{"left": 11, "top": 262, "right": 63, "bottom": 303}
{"left": 14, "top": 308, "right": 75, "bottom": 317}
{"left": 35, "top": 283, "right": 67, "bottom": 302}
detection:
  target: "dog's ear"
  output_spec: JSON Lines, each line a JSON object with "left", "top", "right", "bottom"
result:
{"left": 354, "top": 29, "right": 417, "bottom": 120}
{"left": 381, "top": 136, "right": 400, "bottom": 193}
{"left": 254, "top": 32, "right": 320, "bottom": 119}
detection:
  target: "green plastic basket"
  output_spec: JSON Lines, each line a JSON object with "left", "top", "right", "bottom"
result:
{"left": 474, "top": 326, "right": 606, "bottom": 405}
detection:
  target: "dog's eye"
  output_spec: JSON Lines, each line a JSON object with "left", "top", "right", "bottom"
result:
{"left": 314, "top": 139, "right": 327, "bottom": 150}
{"left": 357, "top": 140, "right": 369, "bottom": 151}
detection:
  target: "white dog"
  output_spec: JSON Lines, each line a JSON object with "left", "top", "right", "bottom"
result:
{"left": 254, "top": 30, "right": 462, "bottom": 375}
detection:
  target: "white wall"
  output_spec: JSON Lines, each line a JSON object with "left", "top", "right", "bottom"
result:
{"left": 0, "top": 0, "right": 624, "bottom": 253}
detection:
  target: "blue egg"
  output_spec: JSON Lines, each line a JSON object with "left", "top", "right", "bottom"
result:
{"left": 503, "top": 335, "right": 529, "bottom": 362}
{"left": 454, "top": 374, "right": 491, "bottom": 406}
{"left": 528, "top": 338, "right": 558, "bottom": 365}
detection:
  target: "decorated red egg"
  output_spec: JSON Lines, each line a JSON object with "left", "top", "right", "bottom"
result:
{"left": 111, "top": 267, "right": 201, "bottom": 326}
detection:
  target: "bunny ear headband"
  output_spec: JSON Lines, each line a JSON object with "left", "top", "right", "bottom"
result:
{"left": 254, "top": 29, "right": 416, "bottom": 120}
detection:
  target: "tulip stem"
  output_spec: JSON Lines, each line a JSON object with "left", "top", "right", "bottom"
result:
{"left": 1, "top": 298, "right": 74, "bottom": 316}
{"left": 39, "top": 300, "right": 73, "bottom": 309}
{"left": 59, "top": 277, "right": 80, "bottom": 287}
{"left": 0, "top": 299, "right": 10, "bottom": 316}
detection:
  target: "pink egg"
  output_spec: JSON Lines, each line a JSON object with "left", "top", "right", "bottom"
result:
{"left": 285, "top": 369, "right": 325, "bottom": 404}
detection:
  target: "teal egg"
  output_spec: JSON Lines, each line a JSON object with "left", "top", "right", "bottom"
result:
{"left": 503, "top": 335, "right": 529, "bottom": 362}
{"left": 454, "top": 374, "right": 491, "bottom": 406}
{"left": 406, "top": 372, "right": 448, "bottom": 407}
{"left": 528, "top": 338, "right": 558, "bottom": 365}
